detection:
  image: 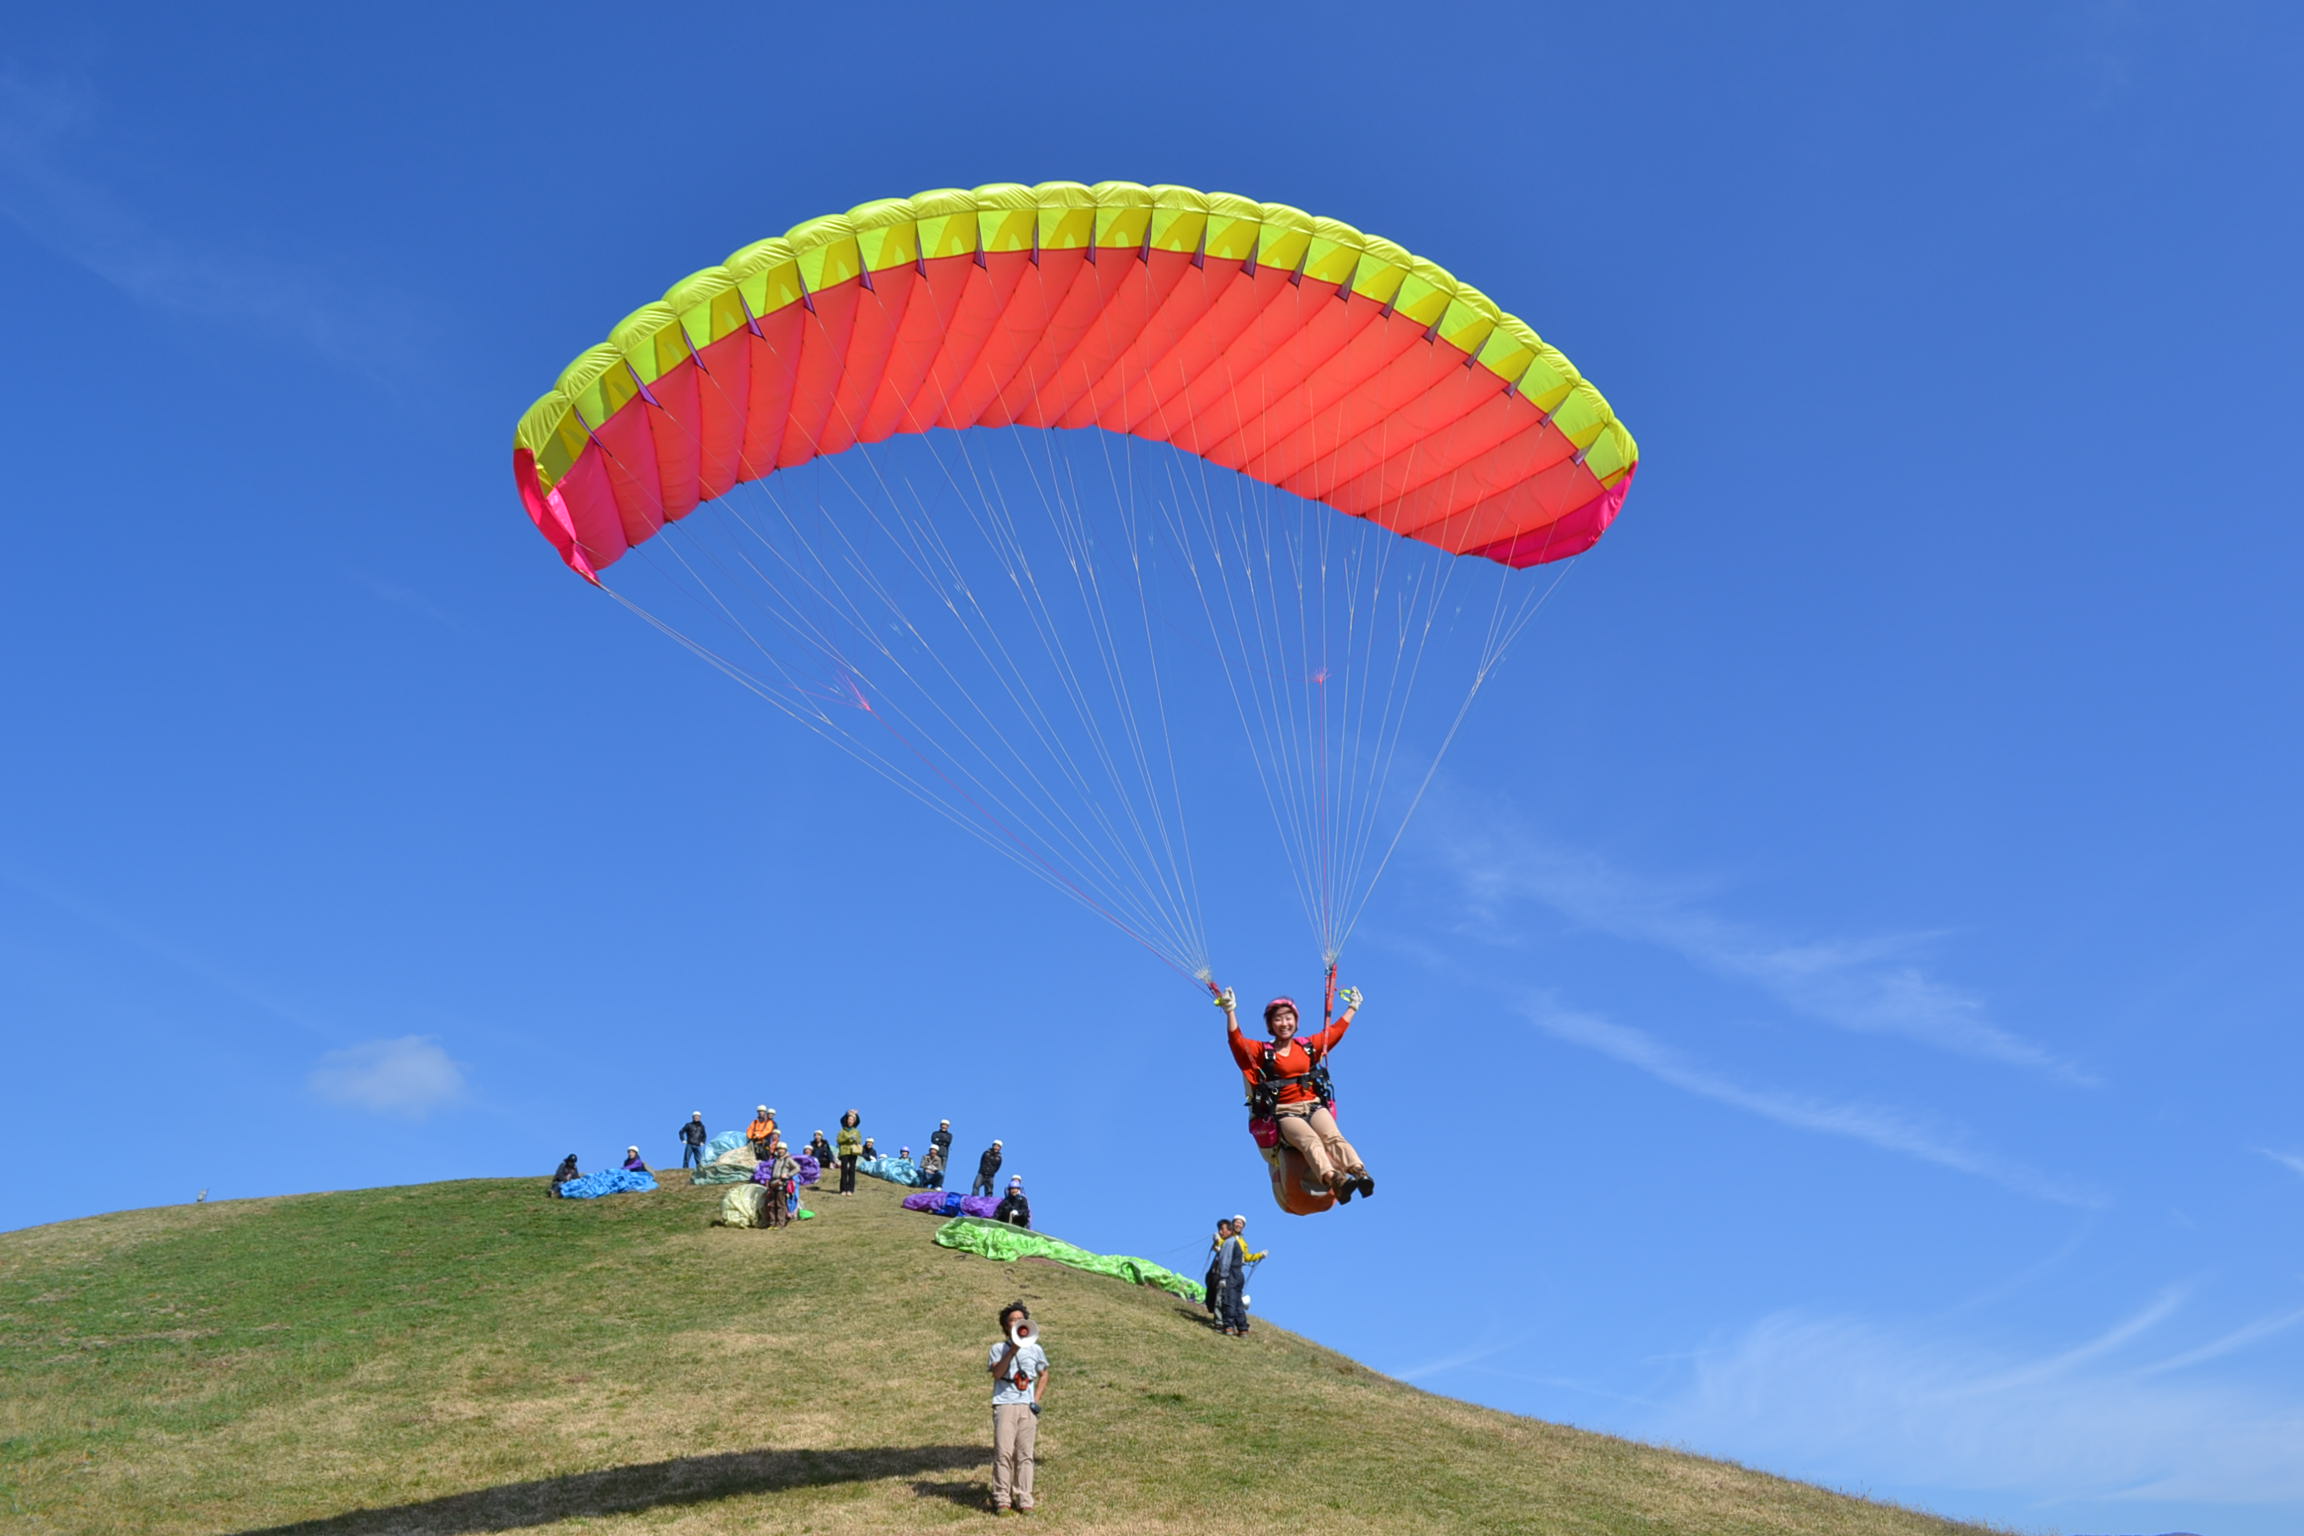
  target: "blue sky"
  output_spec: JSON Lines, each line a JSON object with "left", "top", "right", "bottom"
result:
{"left": 3, "top": 4, "right": 2300, "bottom": 1533}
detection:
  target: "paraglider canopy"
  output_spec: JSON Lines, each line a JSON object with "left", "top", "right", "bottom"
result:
{"left": 507, "top": 181, "right": 1638, "bottom": 986}
{"left": 514, "top": 181, "right": 1635, "bottom": 585}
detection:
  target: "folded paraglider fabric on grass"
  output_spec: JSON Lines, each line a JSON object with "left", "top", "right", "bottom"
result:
{"left": 715, "top": 1184, "right": 766, "bottom": 1227}
{"left": 901, "top": 1191, "right": 1001, "bottom": 1218}
{"left": 691, "top": 1145, "right": 758, "bottom": 1186}
{"left": 795, "top": 1152, "right": 822, "bottom": 1187}
{"left": 711, "top": 1184, "right": 815, "bottom": 1227}
{"left": 858, "top": 1155, "right": 924, "bottom": 1186}
{"left": 932, "top": 1216, "right": 1203, "bottom": 1303}
{"left": 556, "top": 1168, "right": 657, "bottom": 1199}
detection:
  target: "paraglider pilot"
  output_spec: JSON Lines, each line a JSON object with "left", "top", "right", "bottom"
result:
{"left": 1219, "top": 985, "right": 1374, "bottom": 1202}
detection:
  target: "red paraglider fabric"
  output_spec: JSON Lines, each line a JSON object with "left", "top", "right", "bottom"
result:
{"left": 513, "top": 187, "right": 1636, "bottom": 583}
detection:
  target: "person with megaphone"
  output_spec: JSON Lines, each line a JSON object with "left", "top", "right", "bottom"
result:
{"left": 986, "top": 1301, "right": 1049, "bottom": 1515}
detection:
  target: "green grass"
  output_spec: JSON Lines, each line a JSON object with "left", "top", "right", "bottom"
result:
{"left": 0, "top": 1172, "right": 2008, "bottom": 1535}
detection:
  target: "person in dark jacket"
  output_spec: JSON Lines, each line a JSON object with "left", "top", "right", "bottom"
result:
{"left": 807, "top": 1129, "right": 835, "bottom": 1170}
{"left": 1203, "top": 1217, "right": 1235, "bottom": 1318}
{"left": 678, "top": 1111, "right": 709, "bottom": 1169}
{"left": 971, "top": 1140, "right": 1005, "bottom": 1197}
{"left": 1211, "top": 1214, "right": 1264, "bottom": 1336}
{"left": 836, "top": 1111, "right": 863, "bottom": 1195}
{"left": 549, "top": 1154, "right": 580, "bottom": 1196}
{"left": 993, "top": 1176, "right": 1031, "bottom": 1229}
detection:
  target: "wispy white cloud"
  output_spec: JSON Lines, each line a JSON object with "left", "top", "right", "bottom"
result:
{"left": 2136, "top": 1304, "right": 2304, "bottom": 1379}
{"left": 0, "top": 66, "right": 425, "bottom": 377}
{"left": 0, "top": 861, "right": 325, "bottom": 1037}
{"left": 2262, "top": 1148, "right": 2304, "bottom": 1181}
{"left": 308, "top": 1035, "right": 466, "bottom": 1117}
{"left": 1641, "top": 1301, "right": 2304, "bottom": 1507}
{"left": 1526, "top": 998, "right": 2106, "bottom": 1208}
{"left": 1437, "top": 814, "right": 2092, "bottom": 1083}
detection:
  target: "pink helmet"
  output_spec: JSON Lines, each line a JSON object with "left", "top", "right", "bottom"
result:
{"left": 1264, "top": 996, "right": 1299, "bottom": 1022}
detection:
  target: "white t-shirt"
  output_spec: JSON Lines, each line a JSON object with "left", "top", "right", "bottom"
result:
{"left": 988, "top": 1339, "right": 1048, "bottom": 1405}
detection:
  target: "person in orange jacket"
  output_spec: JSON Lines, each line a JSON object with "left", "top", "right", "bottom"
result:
{"left": 1218, "top": 986, "right": 1373, "bottom": 1202}
{"left": 747, "top": 1106, "right": 778, "bottom": 1159}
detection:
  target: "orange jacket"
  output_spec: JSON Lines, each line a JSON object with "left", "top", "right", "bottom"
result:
{"left": 747, "top": 1116, "right": 777, "bottom": 1142}
{"left": 1228, "top": 1016, "right": 1351, "bottom": 1105}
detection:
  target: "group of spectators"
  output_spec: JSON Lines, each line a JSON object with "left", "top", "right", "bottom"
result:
{"left": 663, "top": 1107, "right": 1032, "bottom": 1227}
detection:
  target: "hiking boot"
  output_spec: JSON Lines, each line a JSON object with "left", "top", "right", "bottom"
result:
{"left": 1333, "top": 1179, "right": 1355, "bottom": 1205}
{"left": 1356, "top": 1172, "right": 1376, "bottom": 1199}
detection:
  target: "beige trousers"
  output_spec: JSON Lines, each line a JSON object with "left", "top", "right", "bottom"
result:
{"left": 1274, "top": 1103, "right": 1362, "bottom": 1188}
{"left": 992, "top": 1402, "right": 1038, "bottom": 1509}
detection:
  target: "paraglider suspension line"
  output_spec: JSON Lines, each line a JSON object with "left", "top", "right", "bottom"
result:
{"left": 846, "top": 673, "right": 1204, "bottom": 986}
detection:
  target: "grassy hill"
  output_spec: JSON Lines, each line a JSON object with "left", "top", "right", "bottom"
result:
{"left": 0, "top": 1170, "right": 2005, "bottom": 1536}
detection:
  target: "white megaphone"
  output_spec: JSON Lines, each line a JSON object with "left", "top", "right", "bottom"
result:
{"left": 1008, "top": 1318, "right": 1037, "bottom": 1348}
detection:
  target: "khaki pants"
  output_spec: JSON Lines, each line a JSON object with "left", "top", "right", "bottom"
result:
{"left": 992, "top": 1402, "right": 1038, "bottom": 1510}
{"left": 1275, "top": 1103, "right": 1362, "bottom": 1189}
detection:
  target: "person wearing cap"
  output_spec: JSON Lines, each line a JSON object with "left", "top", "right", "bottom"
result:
{"left": 992, "top": 1176, "right": 1032, "bottom": 1229}
{"left": 836, "top": 1111, "right": 863, "bottom": 1195}
{"left": 1217, "top": 985, "right": 1374, "bottom": 1202}
{"left": 971, "top": 1140, "right": 1005, "bottom": 1197}
{"left": 621, "top": 1145, "right": 649, "bottom": 1173}
{"left": 920, "top": 1141, "right": 948, "bottom": 1191}
{"left": 985, "top": 1300, "right": 1048, "bottom": 1515}
{"left": 678, "top": 1111, "right": 709, "bottom": 1170}
{"left": 1202, "top": 1217, "right": 1235, "bottom": 1316}
{"left": 548, "top": 1153, "right": 580, "bottom": 1196}
{"left": 807, "top": 1128, "right": 835, "bottom": 1173}
{"left": 929, "top": 1119, "right": 954, "bottom": 1161}
{"left": 1211, "top": 1215, "right": 1265, "bottom": 1336}
{"left": 762, "top": 1137, "right": 800, "bottom": 1228}
{"left": 747, "top": 1106, "right": 778, "bottom": 1160}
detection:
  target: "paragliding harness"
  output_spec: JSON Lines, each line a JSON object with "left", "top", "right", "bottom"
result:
{"left": 1245, "top": 1039, "right": 1336, "bottom": 1117}
{"left": 1241, "top": 965, "right": 1341, "bottom": 1135}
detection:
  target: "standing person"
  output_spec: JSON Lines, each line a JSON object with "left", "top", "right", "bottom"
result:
{"left": 678, "top": 1111, "right": 709, "bottom": 1170}
{"left": 836, "top": 1111, "right": 862, "bottom": 1195}
{"left": 1218, "top": 986, "right": 1374, "bottom": 1201}
{"left": 1215, "top": 1214, "right": 1265, "bottom": 1336}
{"left": 1202, "top": 1218, "right": 1235, "bottom": 1319}
{"left": 929, "top": 1119, "right": 954, "bottom": 1164}
{"left": 993, "top": 1176, "right": 1031, "bottom": 1229}
{"left": 971, "top": 1140, "right": 1005, "bottom": 1197}
{"left": 747, "top": 1105, "right": 778, "bottom": 1160}
{"left": 986, "top": 1302, "right": 1049, "bottom": 1516}
{"left": 764, "top": 1139, "right": 798, "bottom": 1229}
{"left": 921, "top": 1143, "right": 948, "bottom": 1191}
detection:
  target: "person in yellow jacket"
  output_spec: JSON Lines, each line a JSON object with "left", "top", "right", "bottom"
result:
{"left": 835, "top": 1110, "right": 863, "bottom": 1196}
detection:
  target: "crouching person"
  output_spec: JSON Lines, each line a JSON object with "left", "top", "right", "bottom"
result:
{"left": 987, "top": 1302, "right": 1048, "bottom": 1516}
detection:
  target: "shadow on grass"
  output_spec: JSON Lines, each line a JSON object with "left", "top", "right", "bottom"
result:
{"left": 227, "top": 1444, "right": 987, "bottom": 1535}
{"left": 909, "top": 1478, "right": 992, "bottom": 1511}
